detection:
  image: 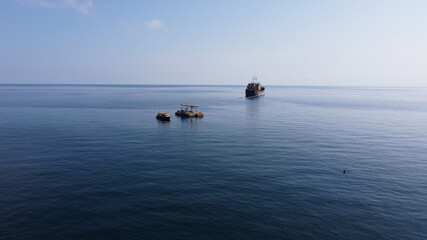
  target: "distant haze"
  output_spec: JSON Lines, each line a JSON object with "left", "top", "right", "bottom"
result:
{"left": 1, "top": 0, "right": 426, "bottom": 86}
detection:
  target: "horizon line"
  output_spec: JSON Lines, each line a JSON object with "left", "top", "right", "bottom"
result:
{"left": 0, "top": 83, "right": 426, "bottom": 88}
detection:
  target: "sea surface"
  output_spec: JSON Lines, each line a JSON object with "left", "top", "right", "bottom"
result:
{"left": 0, "top": 85, "right": 426, "bottom": 240}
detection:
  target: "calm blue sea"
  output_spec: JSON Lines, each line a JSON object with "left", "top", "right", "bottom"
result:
{"left": 0, "top": 85, "right": 426, "bottom": 240}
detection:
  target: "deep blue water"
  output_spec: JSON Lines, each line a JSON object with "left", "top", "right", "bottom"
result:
{"left": 0, "top": 85, "right": 426, "bottom": 240}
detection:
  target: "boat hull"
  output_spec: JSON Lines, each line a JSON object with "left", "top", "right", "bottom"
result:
{"left": 175, "top": 110, "right": 204, "bottom": 118}
{"left": 245, "top": 89, "right": 265, "bottom": 98}
{"left": 156, "top": 112, "right": 171, "bottom": 121}
{"left": 156, "top": 116, "right": 170, "bottom": 121}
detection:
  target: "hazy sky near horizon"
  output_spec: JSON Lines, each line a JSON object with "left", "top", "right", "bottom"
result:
{"left": 1, "top": 0, "right": 426, "bottom": 86}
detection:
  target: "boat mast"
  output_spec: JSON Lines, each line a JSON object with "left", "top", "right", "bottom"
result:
{"left": 252, "top": 75, "right": 258, "bottom": 83}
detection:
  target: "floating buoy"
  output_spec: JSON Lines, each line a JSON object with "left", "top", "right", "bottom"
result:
{"left": 343, "top": 169, "right": 347, "bottom": 174}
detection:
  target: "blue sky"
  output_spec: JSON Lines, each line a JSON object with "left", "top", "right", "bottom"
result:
{"left": 1, "top": 0, "right": 426, "bottom": 86}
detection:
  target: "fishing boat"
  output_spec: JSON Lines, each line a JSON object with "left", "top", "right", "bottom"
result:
{"left": 175, "top": 104, "right": 204, "bottom": 118}
{"left": 245, "top": 76, "right": 265, "bottom": 98}
{"left": 156, "top": 112, "right": 171, "bottom": 121}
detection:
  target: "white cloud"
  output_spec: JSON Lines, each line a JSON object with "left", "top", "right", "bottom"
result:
{"left": 145, "top": 19, "right": 166, "bottom": 30}
{"left": 118, "top": 19, "right": 167, "bottom": 33}
{"left": 118, "top": 20, "right": 137, "bottom": 32}
{"left": 63, "top": 0, "right": 93, "bottom": 14}
{"left": 15, "top": 0, "right": 94, "bottom": 14}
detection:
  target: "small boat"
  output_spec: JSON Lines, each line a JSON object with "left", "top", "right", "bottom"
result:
{"left": 245, "top": 76, "right": 265, "bottom": 98}
{"left": 175, "top": 104, "right": 204, "bottom": 118}
{"left": 156, "top": 112, "right": 171, "bottom": 121}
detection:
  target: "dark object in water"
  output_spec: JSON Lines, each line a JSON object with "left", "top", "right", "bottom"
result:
{"left": 343, "top": 170, "right": 347, "bottom": 174}
{"left": 156, "top": 112, "right": 171, "bottom": 121}
{"left": 245, "top": 76, "right": 265, "bottom": 98}
{"left": 175, "top": 104, "right": 204, "bottom": 118}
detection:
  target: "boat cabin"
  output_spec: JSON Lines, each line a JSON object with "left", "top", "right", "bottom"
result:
{"left": 246, "top": 76, "right": 263, "bottom": 90}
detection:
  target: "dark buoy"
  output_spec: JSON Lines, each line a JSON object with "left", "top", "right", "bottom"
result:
{"left": 343, "top": 169, "right": 347, "bottom": 174}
